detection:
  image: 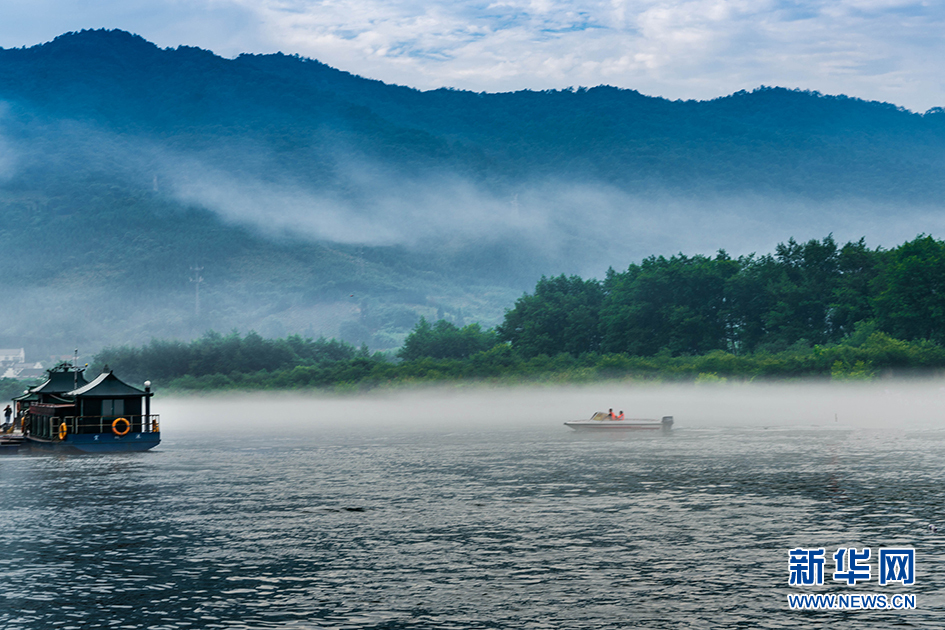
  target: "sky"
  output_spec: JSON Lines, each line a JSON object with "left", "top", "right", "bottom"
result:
{"left": 0, "top": 0, "right": 943, "bottom": 112}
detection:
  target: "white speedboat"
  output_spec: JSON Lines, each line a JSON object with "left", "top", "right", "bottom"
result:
{"left": 564, "top": 412, "right": 673, "bottom": 431}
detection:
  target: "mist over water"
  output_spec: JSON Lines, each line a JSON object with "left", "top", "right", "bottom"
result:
{"left": 159, "top": 379, "right": 945, "bottom": 435}
{"left": 3, "top": 382, "right": 943, "bottom": 628}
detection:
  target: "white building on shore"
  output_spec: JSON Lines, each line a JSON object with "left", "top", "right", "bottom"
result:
{"left": 0, "top": 349, "right": 26, "bottom": 365}
{"left": 1, "top": 349, "right": 44, "bottom": 379}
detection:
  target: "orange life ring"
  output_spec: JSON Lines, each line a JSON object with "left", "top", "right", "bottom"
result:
{"left": 58, "top": 422, "right": 67, "bottom": 440}
{"left": 112, "top": 417, "right": 131, "bottom": 436}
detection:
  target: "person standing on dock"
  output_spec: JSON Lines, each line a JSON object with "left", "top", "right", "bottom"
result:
{"left": 2, "top": 405, "right": 11, "bottom": 431}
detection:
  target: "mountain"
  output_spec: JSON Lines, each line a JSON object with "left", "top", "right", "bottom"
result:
{"left": 4, "top": 29, "right": 944, "bottom": 199}
{"left": 0, "top": 29, "right": 943, "bottom": 358}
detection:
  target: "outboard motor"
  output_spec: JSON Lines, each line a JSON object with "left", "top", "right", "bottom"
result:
{"left": 661, "top": 416, "right": 674, "bottom": 432}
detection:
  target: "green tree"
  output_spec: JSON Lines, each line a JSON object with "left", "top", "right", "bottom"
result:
{"left": 721, "top": 253, "right": 775, "bottom": 353}
{"left": 874, "top": 235, "right": 945, "bottom": 342}
{"left": 94, "top": 330, "right": 361, "bottom": 383}
{"left": 599, "top": 252, "right": 740, "bottom": 356}
{"left": 398, "top": 318, "right": 498, "bottom": 361}
{"left": 761, "top": 236, "right": 841, "bottom": 348}
{"left": 830, "top": 238, "right": 881, "bottom": 337}
{"left": 1, "top": 377, "right": 35, "bottom": 403}
{"left": 497, "top": 275, "right": 604, "bottom": 358}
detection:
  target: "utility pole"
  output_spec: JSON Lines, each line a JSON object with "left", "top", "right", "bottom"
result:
{"left": 190, "top": 265, "right": 204, "bottom": 317}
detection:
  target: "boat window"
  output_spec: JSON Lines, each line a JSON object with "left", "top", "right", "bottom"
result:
{"left": 101, "top": 399, "right": 125, "bottom": 417}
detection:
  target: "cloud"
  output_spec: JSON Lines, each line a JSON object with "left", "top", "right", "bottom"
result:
{"left": 0, "top": 1, "right": 943, "bottom": 111}
{"left": 164, "top": 154, "right": 554, "bottom": 247}
{"left": 3, "top": 100, "right": 942, "bottom": 283}
{"left": 160, "top": 147, "right": 945, "bottom": 280}
{"left": 0, "top": 0, "right": 263, "bottom": 56}
{"left": 224, "top": 0, "right": 945, "bottom": 111}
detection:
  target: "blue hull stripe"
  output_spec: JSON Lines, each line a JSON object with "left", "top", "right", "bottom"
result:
{"left": 27, "top": 433, "right": 160, "bottom": 453}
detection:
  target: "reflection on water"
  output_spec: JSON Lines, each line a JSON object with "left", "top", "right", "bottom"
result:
{"left": 2, "top": 389, "right": 945, "bottom": 628}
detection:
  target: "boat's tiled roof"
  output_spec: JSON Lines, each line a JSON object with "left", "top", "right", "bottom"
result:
{"left": 67, "top": 371, "right": 144, "bottom": 398}
{"left": 30, "top": 369, "right": 89, "bottom": 394}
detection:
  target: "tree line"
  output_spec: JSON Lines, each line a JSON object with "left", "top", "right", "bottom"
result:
{"left": 90, "top": 326, "right": 945, "bottom": 392}
{"left": 81, "top": 234, "right": 945, "bottom": 391}
{"left": 93, "top": 331, "right": 365, "bottom": 386}
{"left": 497, "top": 234, "right": 945, "bottom": 358}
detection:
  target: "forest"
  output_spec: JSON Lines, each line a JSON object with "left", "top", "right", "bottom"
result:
{"left": 497, "top": 234, "right": 934, "bottom": 356}
{"left": 69, "top": 233, "right": 945, "bottom": 392}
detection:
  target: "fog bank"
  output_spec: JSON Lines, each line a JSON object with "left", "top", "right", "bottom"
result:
{"left": 157, "top": 380, "right": 945, "bottom": 437}
{"left": 6, "top": 109, "right": 944, "bottom": 284}
{"left": 165, "top": 154, "right": 945, "bottom": 281}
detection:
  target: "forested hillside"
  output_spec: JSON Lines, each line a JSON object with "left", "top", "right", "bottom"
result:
{"left": 1, "top": 29, "right": 943, "bottom": 358}
{"left": 3, "top": 29, "right": 943, "bottom": 199}
{"left": 88, "top": 234, "right": 945, "bottom": 390}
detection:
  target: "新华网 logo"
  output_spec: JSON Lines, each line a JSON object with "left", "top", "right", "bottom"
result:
{"left": 789, "top": 547, "right": 914, "bottom": 586}
{"left": 787, "top": 547, "right": 916, "bottom": 610}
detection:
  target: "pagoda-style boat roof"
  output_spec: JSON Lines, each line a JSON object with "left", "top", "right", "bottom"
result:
{"left": 29, "top": 366, "right": 89, "bottom": 395}
{"left": 67, "top": 370, "right": 145, "bottom": 398}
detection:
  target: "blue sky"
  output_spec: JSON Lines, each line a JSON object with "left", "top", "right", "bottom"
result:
{"left": 1, "top": 0, "right": 942, "bottom": 111}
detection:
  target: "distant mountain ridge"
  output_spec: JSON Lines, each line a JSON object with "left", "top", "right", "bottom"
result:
{"left": 2, "top": 29, "right": 943, "bottom": 199}
{"left": 0, "top": 29, "right": 943, "bottom": 357}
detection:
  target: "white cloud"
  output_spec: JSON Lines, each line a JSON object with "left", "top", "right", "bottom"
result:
{"left": 0, "top": 1, "right": 942, "bottom": 109}
{"left": 212, "top": 0, "right": 945, "bottom": 110}
{"left": 161, "top": 149, "right": 945, "bottom": 280}
{"left": 164, "top": 154, "right": 555, "bottom": 247}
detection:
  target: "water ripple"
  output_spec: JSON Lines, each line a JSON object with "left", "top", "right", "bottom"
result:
{"left": 1, "top": 425, "right": 942, "bottom": 628}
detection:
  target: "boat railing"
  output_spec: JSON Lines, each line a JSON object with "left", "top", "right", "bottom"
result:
{"left": 47, "top": 414, "right": 161, "bottom": 437}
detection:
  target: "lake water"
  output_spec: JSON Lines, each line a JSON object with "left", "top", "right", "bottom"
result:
{"left": 2, "top": 383, "right": 945, "bottom": 628}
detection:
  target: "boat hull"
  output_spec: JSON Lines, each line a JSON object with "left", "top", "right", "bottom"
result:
{"left": 565, "top": 416, "right": 674, "bottom": 432}
{"left": 564, "top": 421, "right": 664, "bottom": 430}
{"left": 25, "top": 432, "right": 160, "bottom": 453}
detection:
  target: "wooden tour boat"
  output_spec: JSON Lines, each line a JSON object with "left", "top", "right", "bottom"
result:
{"left": 7, "top": 363, "right": 160, "bottom": 453}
